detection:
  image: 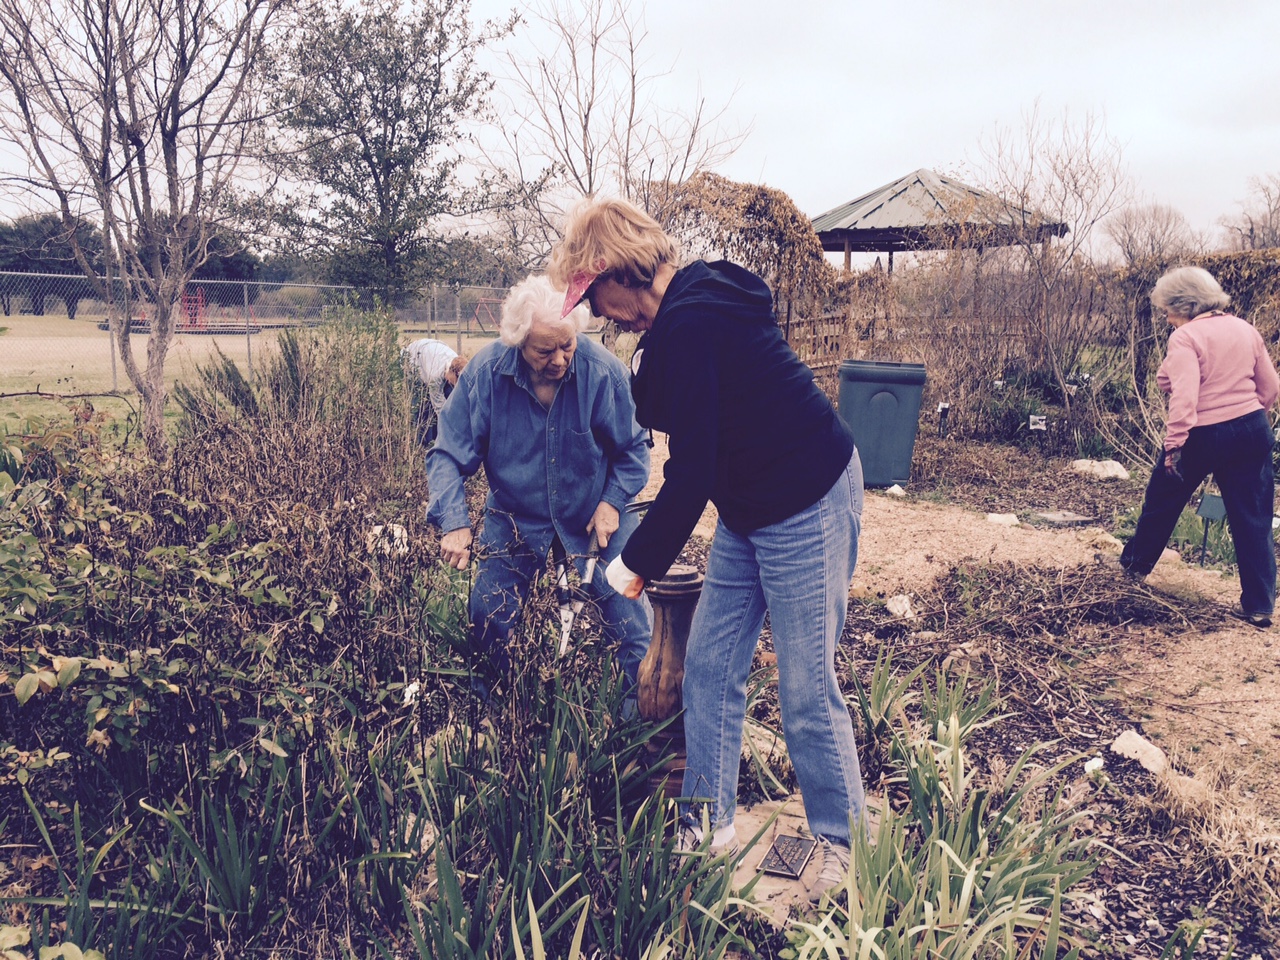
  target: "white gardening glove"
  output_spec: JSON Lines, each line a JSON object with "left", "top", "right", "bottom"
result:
{"left": 605, "top": 555, "right": 645, "bottom": 599}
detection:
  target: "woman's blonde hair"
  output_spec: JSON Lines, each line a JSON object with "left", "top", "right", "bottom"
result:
{"left": 548, "top": 195, "right": 680, "bottom": 289}
{"left": 500, "top": 274, "right": 591, "bottom": 347}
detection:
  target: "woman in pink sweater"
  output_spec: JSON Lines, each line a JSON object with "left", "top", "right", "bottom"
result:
{"left": 1120, "top": 266, "right": 1280, "bottom": 626}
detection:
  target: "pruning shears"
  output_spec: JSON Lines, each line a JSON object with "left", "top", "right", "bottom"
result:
{"left": 551, "top": 536, "right": 601, "bottom": 657}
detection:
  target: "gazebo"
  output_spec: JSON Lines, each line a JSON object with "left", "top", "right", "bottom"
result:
{"left": 811, "top": 168, "right": 1068, "bottom": 272}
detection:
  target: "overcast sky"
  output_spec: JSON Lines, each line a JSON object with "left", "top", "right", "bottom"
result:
{"left": 472, "top": 0, "right": 1280, "bottom": 242}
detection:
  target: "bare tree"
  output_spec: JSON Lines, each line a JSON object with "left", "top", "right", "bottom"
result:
{"left": 1105, "top": 202, "right": 1201, "bottom": 266}
{"left": 0, "top": 0, "right": 286, "bottom": 457}
{"left": 1220, "top": 173, "right": 1280, "bottom": 251}
{"left": 1102, "top": 201, "right": 1203, "bottom": 451}
{"left": 487, "top": 0, "right": 746, "bottom": 267}
{"left": 977, "top": 105, "right": 1129, "bottom": 421}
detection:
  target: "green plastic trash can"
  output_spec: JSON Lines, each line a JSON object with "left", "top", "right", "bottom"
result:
{"left": 837, "top": 360, "right": 927, "bottom": 488}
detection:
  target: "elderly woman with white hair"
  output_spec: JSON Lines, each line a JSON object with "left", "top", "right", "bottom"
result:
{"left": 1120, "top": 266, "right": 1280, "bottom": 627}
{"left": 426, "top": 274, "right": 652, "bottom": 690}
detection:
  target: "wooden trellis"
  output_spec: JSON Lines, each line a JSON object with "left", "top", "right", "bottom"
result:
{"left": 785, "top": 311, "right": 854, "bottom": 400}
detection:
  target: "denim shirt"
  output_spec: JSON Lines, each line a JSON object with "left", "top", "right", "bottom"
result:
{"left": 425, "top": 337, "right": 650, "bottom": 558}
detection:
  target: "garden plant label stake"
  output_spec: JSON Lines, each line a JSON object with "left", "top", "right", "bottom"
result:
{"left": 759, "top": 835, "right": 818, "bottom": 879}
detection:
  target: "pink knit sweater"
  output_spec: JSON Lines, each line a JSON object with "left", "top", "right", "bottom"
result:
{"left": 1157, "top": 312, "right": 1280, "bottom": 450}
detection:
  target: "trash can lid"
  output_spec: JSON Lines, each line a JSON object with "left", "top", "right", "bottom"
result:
{"left": 839, "top": 359, "right": 926, "bottom": 385}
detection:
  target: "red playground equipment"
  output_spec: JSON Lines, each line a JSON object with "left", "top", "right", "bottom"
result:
{"left": 181, "top": 287, "right": 207, "bottom": 330}
{"left": 471, "top": 297, "right": 500, "bottom": 333}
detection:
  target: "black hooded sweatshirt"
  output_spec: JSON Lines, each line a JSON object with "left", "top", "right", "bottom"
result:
{"left": 620, "top": 260, "right": 855, "bottom": 581}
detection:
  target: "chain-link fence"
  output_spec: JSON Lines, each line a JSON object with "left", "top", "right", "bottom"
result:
{"left": 2, "top": 270, "right": 854, "bottom": 401}
{"left": 0, "top": 272, "right": 512, "bottom": 397}
{"left": 396, "top": 285, "right": 509, "bottom": 337}
{"left": 0, "top": 272, "right": 360, "bottom": 328}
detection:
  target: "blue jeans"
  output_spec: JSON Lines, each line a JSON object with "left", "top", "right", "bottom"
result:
{"left": 680, "top": 449, "right": 867, "bottom": 845}
{"left": 470, "top": 517, "right": 652, "bottom": 687}
{"left": 1121, "top": 409, "right": 1276, "bottom": 616}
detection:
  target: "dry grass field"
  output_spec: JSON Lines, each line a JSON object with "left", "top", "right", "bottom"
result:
{"left": 1, "top": 312, "right": 499, "bottom": 426}
{"left": 1, "top": 313, "right": 258, "bottom": 391}
{"left": 2, "top": 313, "right": 261, "bottom": 425}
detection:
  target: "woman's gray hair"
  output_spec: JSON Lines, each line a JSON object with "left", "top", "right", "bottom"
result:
{"left": 1151, "top": 266, "right": 1231, "bottom": 319}
{"left": 499, "top": 274, "right": 592, "bottom": 347}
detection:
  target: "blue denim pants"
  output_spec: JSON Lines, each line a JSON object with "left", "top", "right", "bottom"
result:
{"left": 680, "top": 449, "right": 867, "bottom": 845}
{"left": 469, "top": 524, "right": 653, "bottom": 687}
{"left": 1121, "top": 409, "right": 1276, "bottom": 616}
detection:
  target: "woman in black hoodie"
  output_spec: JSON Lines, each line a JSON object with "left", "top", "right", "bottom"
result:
{"left": 549, "top": 196, "right": 866, "bottom": 901}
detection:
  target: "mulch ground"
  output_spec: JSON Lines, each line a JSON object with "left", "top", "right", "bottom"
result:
{"left": 850, "top": 562, "right": 1276, "bottom": 957}
{"left": 910, "top": 432, "right": 1144, "bottom": 522}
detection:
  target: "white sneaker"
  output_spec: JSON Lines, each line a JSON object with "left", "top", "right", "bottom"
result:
{"left": 809, "top": 838, "right": 851, "bottom": 902}
{"left": 676, "top": 821, "right": 739, "bottom": 857}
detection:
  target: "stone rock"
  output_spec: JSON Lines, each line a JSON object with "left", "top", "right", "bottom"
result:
{"left": 731, "top": 794, "right": 884, "bottom": 928}
{"left": 1163, "top": 771, "right": 1215, "bottom": 808}
{"left": 742, "top": 721, "right": 788, "bottom": 766}
{"left": 886, "top": 594, "right": 916, "bottom": 619}
{"left": 1084, "top": 530, "right": 1124, "bottom": 551}
{"left": 885, "top": 484, "right": 907, "bottom": 498}
{"left": 1071, "top": 459, "right": 1130, "bottom": 481}
{"left": 1036, "top": 510, "right": 1094, "bottom": 526}
{"left": 366, "top": 523, "right": 409, "bottom": 557}
{"left": 986, "top": 512, "right": 1020, "bottom": 526}
{"left": 942, "top": 639, "right": 986, "bottom": 670}
{"left": 1110, "top": 729, "right": 1168, "bottom": 775}
{"left": 401, "top": 810, "right": 437, "bottom": 855}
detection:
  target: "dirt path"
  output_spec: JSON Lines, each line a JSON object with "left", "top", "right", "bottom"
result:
{"left": 855, "top": 493, "right": 1108, "bottom": 596}
{"left": 858, "top": 491, "right": 1280, "bottom": 824}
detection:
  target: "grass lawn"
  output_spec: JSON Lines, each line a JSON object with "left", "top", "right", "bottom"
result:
{"left": 2, "top": 312, "right": 263, "bottom": 429}
{"left": 1, "top": 313, "right": 511, "bottom": 429}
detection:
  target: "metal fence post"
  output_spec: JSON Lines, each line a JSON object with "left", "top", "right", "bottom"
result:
{"left": 454, "top": 292, "right": 461, "bottom": 354}
{"left": 243, "top": 281, "right": 253, "bottom": 383}
{"left": 110, "top": 275, "right": 119, "bottom": 391}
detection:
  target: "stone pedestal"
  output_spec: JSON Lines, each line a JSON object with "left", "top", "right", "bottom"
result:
{"left": 638, "top": 564, "right": 703, "bottom": 797}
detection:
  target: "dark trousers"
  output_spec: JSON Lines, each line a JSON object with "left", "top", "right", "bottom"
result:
{"left": 416, "top": 402, "right": 440, "bottom": 447}
{"left": 1121, "top": 409, "right": 1276, "bottom": 616}
{"left": 414, "top": 382, "right": 453, "bottom": 447}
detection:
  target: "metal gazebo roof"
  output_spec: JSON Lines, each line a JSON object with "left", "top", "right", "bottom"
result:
{"left": 811, "top": 168, "right": 1068, "bottom": 270}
